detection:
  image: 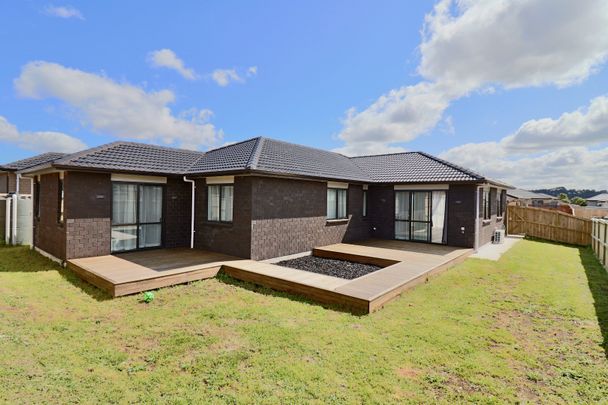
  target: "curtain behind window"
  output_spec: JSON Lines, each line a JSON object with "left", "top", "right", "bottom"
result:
{"left": 112, "top": 183, "right": 137, "bottom": 225}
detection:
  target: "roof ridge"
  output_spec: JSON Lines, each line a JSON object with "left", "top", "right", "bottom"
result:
{"left": 350, "top": 151, "right": 419, "bottom": 159}
{"left": 246, "top": 137, "right": 265, "bottom": 169}
{"left": 262, "top": 137, "right": 352, "bottom": 159}
{"left": 416, "top": 151, "right": 485, "bottom": 180}
{"left": 203, "top": 137, "right": 262, "bottom": 155}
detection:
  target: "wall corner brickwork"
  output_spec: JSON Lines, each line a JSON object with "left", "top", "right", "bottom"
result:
{"left": 65, "top": 218, "right": 111, "bottom": 259}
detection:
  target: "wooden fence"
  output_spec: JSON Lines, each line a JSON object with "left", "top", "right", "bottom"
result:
{"left": 592, "top": 218, "right": 608, "bottom": 271}
{"left": 507, "top": 205, "right": 592, "bottom": 246}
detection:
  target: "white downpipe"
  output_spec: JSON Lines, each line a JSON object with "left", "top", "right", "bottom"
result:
{"left": 11, "top": 194, "right": 17, "bottom": 245}
{"left": 5, "top": 197, "right": 11, "bottom": 245}
{"left": 474, "top": 185, "right": 481, "bottom": 252}
{"left": 183, "top": 176, "right": 196, "bottom": 249}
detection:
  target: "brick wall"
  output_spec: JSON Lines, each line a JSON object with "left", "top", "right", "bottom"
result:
{"left": 65, "top": 218, "right": 111, "bottom": 259}
{"left": 163, "top": 177, "right": 192, "bottom": 248}
{"left": 249, "top": 177, "right": 369, "bottom": 260}
{"left": 194, "top": 176, "right": 252, "bottom": 258}
{"left": 34, "top": 173, "right": 66, "bottom": 260}
{"left": 5, "top": 173, "right": 31, "bottom": 194}
{"left": 0, "top": 174, "right": 7, "bottom": 193}
{"left": 478, "top": 186, "right": 506, "bottom": 247}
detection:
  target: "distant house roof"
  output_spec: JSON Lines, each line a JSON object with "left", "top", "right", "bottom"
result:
{"left": 21, "top": 136, "right": 511, "bottom": 186}
{"left": 0, "top": 152, "right": 68, "bottom": 172}
{"left": 507, "top": 189, "right": 556, "bottom": 200}
{"left": 588, "top": 193, "right": 608, "bottom": 202}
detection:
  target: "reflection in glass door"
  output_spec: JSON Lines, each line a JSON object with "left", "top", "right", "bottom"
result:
{"left": 395, "top": 190, "right": 447, "bottom": 244}
{"left": 111, "top": 183, "right": 163, "bottom": 253}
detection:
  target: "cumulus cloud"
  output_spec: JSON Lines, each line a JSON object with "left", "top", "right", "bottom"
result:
{"left": 337, "top": 0, "right": 608, "bottom": 154}
{"left": 147, "top": 49, "right": 198, "bottom": 80}
{"left": 211, "top": 66, "right": 258, "bottom": 86}
{"left": 440, "top": 96, "right": 608, "bottom": 188}
{"left": 0, "top": 116, "right": 85, "bottom": 153}
{"left": 14, "top": 61, "right": 223, "bottom": 150}
{"left": 44, "top": 5, "right": 84, "bottom": 20}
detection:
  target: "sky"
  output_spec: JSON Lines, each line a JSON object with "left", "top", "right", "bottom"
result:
{"left": 1, "top": 0, "right": 607, "bottom": 189}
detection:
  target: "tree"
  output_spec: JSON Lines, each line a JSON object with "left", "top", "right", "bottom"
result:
{"left": 571, "top": 197, "right": 587, "bottom": 206}
{"left": 558, "top": 193, "right": 570, "bottom": 203}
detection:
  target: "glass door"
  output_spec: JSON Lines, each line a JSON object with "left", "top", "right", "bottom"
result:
{"left": 395, "top": 190, "right": 447, "bottom": 244}
{"left": 111, "top": 183, "right": 163, "bottom": 253}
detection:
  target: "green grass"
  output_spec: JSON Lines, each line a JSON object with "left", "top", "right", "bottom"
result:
{"left": 1, "top": 240, "right": 607, "bottom": 403}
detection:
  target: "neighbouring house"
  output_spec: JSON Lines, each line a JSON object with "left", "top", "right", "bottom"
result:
{"left": 587, "top": 193, "right": 608, "bottom": 208}
{"left": 507, "top": 188, "right": 557, "bottom": 208}
{"left": 0, "top": 152, "right": 67, "bottom": 244}
{"left": 19, "top": 137, "right": 511, "bottom": 263}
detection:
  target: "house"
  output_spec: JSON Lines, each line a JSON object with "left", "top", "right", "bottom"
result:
{"left": 0, "top": 152, "right": 67, "bottom": 244}
{"left": 587, "top": 193, "right": 608, "bottom": 207}
{"left": 19, "top": 137, "right": 511, "bottom": 263}
{"left": 507, "top": 188, "right": 557, "bottom": 208}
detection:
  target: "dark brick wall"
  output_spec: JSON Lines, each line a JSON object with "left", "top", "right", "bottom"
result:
{"left": 249, "top": 177, "right": 370, "bottom": 260}
{"left": 34, "top": 173, "right": 66, "bottom": 260}
{"left": 63, "top": 171, "right": 112, "bottom": 259}
{"left": 478, "top": 187, "right": 506, "bottom": 246}
{"left": 163, "top": 177, "right": 192, "bottom": 248}
{"left": 367, "top": 185, "right": 395, "bottom": 240}
{"left": 194, "top": 177, "right": 252, "bottom": 258}
{"left": 0, "top": 174, "right": 7, "bottom": 193}
{"left": 447, "top": 184, "right": 476, "bottom": 248}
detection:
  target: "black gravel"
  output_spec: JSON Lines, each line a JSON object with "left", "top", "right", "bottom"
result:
{"left": 276, "top": 256, "right": 382, "bottom": 280}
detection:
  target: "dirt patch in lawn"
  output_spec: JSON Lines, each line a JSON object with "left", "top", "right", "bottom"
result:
{"left": 276, "top": 256, "right": 382, "bottom": 280}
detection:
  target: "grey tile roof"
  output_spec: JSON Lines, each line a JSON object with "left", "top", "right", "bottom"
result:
{"left": 0, "top": 152, "right": 68, "bottom": 171}
{"left": 350, "top": 152, "right": 485, "bottom": 183}
{"left": 507, "top": 189, "right": 556, "bottom": 199}
{"left": 588, "top": 193, "right": 608, "bottom": 201}
{"left": 21, "top": 136, "right": 504, "bottom": 185}
{"left": 53, "top": 142, "right": 204, "bottom": 175}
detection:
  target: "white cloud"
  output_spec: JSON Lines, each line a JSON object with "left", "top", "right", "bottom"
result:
{"left": 440, "top": 96, "right": 608, "bottom": 188}
{"left": 0, "top": 116, "right": 85, "bottom": 153}
{"left": 337, "top": 0, "right": 608, "bottom": 154}
{"left": 14, "top": 61, "right": 223, "bottom": 150}
{"left": 502, "top": 95, "right": 608, "bottom": 152}
{"left": 44, "top": 5, "right": 84, "bottom": 20}
{"left": 211, "top": 69, "right": 243, "bottom": 87}
{"left": 147, "top": 49, "right": 198, "bottom": 80}
{"left": 246, "top": 66, "right": 258, "bottom": 77}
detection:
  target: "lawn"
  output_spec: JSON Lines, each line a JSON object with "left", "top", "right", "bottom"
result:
{"left": 1, "top": 239, "right": 607, "bottom": 403}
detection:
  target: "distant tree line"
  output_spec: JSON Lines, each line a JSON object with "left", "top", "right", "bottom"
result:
{"left": 533, "top": 186, "right": 606, "bottom": 200}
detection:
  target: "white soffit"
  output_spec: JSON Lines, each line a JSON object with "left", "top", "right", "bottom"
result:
{"left": 111, "top": 173, "right": 167, "bottom": 184}
{"left": 206, "top": 175, "right": 235, "bottom": 185}
{"left": 394, "top": 184, "right": 449, "bottom": 191}
{"left": 327, "top": 181, "right": 349, "bottom": 189}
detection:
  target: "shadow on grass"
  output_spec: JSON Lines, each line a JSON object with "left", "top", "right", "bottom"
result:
{"left": 215, "top": 271, "right": 366, "bottom": 316}
{"left": 579, "top": 247, "right": 608, "bottom": 357}
{"left": 0, "top": 245, "right": 112, "bottom": 302}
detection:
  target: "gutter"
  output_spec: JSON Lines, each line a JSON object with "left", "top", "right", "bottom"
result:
{"left": 183, "top": 176, "right": 196, "bottom": 249}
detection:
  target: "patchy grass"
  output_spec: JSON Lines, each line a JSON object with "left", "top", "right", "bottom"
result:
{"left": 0, "top": 240, "right": 607, "bottom": 403}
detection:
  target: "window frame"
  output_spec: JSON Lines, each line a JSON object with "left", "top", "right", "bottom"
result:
{"left": 482, "top": 189, "right": 491, "bottom": 221}
{"left": 327, "top": 188, "right": 348, "bottom": 220}
{"left": 34, "top": 178, "right": 40, "bottom": 220}
{"left": 207, "top": 184, "right": 234, "bottom": 223}
{"left": 497, "top": 189, "right": 505, "bottom": 218}
{"left": 362, "top": 190, "right": 367, "bottom": 217}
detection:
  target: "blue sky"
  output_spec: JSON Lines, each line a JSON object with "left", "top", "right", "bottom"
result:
{"left": 1, "top": 1, "right": 608, "bottom": 188}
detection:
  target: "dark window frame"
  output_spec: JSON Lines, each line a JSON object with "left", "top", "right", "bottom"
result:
{"left": 207, "top": 184, "right": 234, "bottom": 223}
{"left": 327, "top": 188, "right": 348, "bottom": 220}
{"left": 482, "top": 189, "right": 491, "bottom": 220}
{"left": 362, "top": 190, "right": 368, "bottom": 217}
{"left": 497, "top": 190, "right": 505, "bottom": 218}
{"left": 34, "top": 178, "right": 40, "bottom": 220}
{"left": 57, "top": 178, "right": 64, "bottom": 224}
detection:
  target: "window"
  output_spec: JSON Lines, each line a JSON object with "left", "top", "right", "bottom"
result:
{"left": 208, "top": 184, "right": 234, "bottom": 222}
{"left": 327, "top": 188, "right": 347, "bottom": 220}
{"left": 34, "top": 179, "right": 40, "bottom": 220}
{"left": 362, "top": 190, "right": 367, "bottom": 217}
{"left": 497, "top": 190, "right": 505, "bottom": 217}
{"left": 57, "top": 178, "right": 64, "bottom": 224}
{"left": 482, "top": 189, "right": 491, "bottom": 220}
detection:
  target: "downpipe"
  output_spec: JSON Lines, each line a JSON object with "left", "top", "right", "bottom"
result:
{"left": 183, "top": 176, "right": 196, "bottom": 249}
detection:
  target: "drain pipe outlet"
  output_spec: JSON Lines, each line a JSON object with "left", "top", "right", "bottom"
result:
{"left": 183, "top": 176, "right": 196, "bottom": 249}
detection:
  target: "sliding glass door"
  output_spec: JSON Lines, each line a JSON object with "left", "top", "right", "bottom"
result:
{"left": 111, "top": 183, "right": 163, "bottom": 253}
{"left": 395, "top": 190, "right": 447, "bottom": 244}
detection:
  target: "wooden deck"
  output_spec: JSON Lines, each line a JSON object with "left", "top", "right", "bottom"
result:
{"left": 223, "top": 240, "right": 473, "bottom": 314}
{"left": 67, "top": 248, "right": 243, "bottom": 297}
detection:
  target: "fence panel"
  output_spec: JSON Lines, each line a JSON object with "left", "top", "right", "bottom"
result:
{"left": 592, "top": 218, "right": 608, "bottom": 271}
{"left": 507, "top": 205, "right": 592, "bottom": 246}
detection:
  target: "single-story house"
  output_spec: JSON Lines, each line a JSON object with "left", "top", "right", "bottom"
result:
{"left": 507, "top": 188, "right": 557, "bottom": 208}
{"left": 19, "top": 137, "right": 511, "bottom": 263}
{"left": 587, "top": 193, "right": 608, "bottom": 208}
{"left": 0, "top": 152, "right": 67, "bottom": 195}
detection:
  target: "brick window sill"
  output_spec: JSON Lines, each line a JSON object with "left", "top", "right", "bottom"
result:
{"left": 326, "top": 218, "right": 349, "bottom": 225}
{"left": 496, "top": 216, "right": 503, "bottom": 221}
{"left": 482, "top": 219, "right": 492, "bottom": 226}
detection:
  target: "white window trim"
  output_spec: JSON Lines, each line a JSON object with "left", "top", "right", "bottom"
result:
{"left": 394, "top": 184, "right": 449, "bottom": 191}
{"left": 111, "top": 173, "right": 167, "bottom": 184}
{"left": 206, "top": 176, "right": 235, "bottom": 185}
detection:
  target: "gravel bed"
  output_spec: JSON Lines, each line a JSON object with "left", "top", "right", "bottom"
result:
{"left": 276, "top": 256, "right": 382, "bottom": 280}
